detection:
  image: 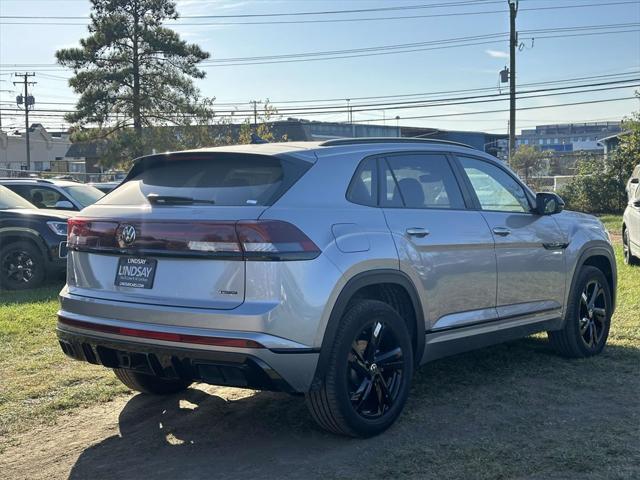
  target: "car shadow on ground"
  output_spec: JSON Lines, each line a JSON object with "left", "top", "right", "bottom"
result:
{"left": 68, "top": 337, "right": 640, "bottom": 480}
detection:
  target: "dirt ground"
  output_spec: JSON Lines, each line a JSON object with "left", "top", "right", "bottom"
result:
{"left": 2, "top": 335, "right": 639, "bottom": 480}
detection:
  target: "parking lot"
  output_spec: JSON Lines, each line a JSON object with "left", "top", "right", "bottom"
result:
{"left": 2, "top": 241, "right": 639, "bottom": 479}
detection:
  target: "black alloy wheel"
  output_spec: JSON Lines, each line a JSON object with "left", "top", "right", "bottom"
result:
{"left": 578, "top": 280, "right": 608, "bottom": 350}
{"left": 306, "top": 300, "right": 413, "bottom": 437}
{"left": 0, "top": 242, "right": 45, "bottom": 290}
{"left": 348, "top": 320, "right": 405, "bottom": 419}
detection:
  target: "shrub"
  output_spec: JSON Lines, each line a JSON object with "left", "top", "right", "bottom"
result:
{"left": 560, "top": 108, "right": 640, "bottom": 214}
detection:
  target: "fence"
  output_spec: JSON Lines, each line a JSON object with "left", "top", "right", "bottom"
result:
{"left": 0, "top": 168, "right": 125, "bottom": 183}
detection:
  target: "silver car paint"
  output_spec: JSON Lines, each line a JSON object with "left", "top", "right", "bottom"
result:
{"left": 58, "top": 141, "right": 616, "bottom": 392}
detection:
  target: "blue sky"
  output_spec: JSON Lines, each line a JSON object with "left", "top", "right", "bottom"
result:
{"left": 0, "top": 0, "right": 639, "bottom": 134}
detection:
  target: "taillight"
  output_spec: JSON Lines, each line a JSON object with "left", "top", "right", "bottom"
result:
{"left": 237, "top": 220, "right": 320, "bottom": 260}
{"left": 68, "top": 218, "right": 119, "bottom": 249}
{"left": 67, "top": 218, "right": 320, "bottom": 261}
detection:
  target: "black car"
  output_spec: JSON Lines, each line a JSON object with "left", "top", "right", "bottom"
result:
{"left": 0, "top": 185, "right": 73, "bottom": 289}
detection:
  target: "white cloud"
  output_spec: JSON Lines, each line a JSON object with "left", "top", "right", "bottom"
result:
{"left": 485, "top": 49, "right": 509, "bottom": 59}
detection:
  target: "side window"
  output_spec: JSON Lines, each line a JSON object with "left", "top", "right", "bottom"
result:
{"left": 382, "top": 154, "right": 465, "bottom": 209}
{"left": 28, "top": 187, "right": 64, "bottom": 209}
{"left": 347, "top": 157, "right": 377, "bottom": 206}
{"left": 458, "top": 156, "right": 531, "bottom": 213}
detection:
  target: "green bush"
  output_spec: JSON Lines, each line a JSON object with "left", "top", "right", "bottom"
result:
{"left": 559, "top": 159, "right": 627, "bottom": 214}
{"left": 560, "top": 110, "right": 640, "bottom": 214}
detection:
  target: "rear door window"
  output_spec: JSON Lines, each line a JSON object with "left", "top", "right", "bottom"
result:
{"left": 382, "top": 154, "right": 465, "bottom": 209}
{"left": 100, "top": 153, "right": 311, "bottom": 207}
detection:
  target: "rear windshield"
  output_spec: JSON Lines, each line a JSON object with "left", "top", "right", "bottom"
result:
{"left": 99, "top": 153, "right": 311, "bottom": 207}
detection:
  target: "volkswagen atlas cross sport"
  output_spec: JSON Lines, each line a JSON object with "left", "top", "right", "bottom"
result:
{"left": 57, "top": 138, "right": 616, "bottom": 437}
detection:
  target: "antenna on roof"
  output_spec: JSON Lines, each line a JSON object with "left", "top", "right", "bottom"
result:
{"left": 250, "top": 133, "right": 268, "bottom": 144}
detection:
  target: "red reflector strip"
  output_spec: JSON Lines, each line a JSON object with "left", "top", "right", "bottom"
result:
{"left": 58, "top": 316, "right": 264, "bottom": 349}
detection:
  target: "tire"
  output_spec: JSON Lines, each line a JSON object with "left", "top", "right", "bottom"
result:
{"left": 623, "top": 227, "right": 639, "bottom": 266}
{"left": 114, "top": 368, "right": 191, "bottom": 395}
{"left": 306, "top": 300, "right": 414, "bottom": 437}
{"left": 548, "top": 266, "right": 612, "bottom": 358}
{"left": 0, "top": 241, "right": 46, "bottom": 290}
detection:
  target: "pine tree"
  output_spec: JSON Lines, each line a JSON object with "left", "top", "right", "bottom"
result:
{"left": 56, "top": 0, "right": 211, "bottom": 162}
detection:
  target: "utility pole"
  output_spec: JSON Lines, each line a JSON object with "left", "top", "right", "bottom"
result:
{"left": 250, "top": 100, "right": 260, "bottom": 129}
{"left": 13, "top": 73, "right": 36, "bottom": 171}
{"left": 508, "top": 0, "right": 518, "bottom": 164}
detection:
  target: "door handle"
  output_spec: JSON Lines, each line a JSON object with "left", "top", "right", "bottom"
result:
{"left": 406, "top": 227, "right": 430, "bottom": 238}
{"left": 492, "top": 227, "right": 511, "bottom": 236}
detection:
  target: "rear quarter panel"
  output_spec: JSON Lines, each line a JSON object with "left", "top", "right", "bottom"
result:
{"left": 263, "top": 150, "right": 400, "bottom": 347}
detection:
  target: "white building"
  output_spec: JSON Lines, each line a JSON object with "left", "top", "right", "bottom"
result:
{"left": 0, "top": 124, "right": 72, "bottom": 173}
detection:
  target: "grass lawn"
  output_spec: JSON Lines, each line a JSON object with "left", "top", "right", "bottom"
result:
{"left": 0, "top": 284, "right": 127, "bottom": 451}
{"left": 598, "top": 214, "right": 624, "bottom": 235}
{"left": 1, "top": 246, "right": 639, "bottom": 477}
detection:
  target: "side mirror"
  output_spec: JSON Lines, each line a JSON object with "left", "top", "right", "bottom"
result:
{"left": 630, "top": 178, "right": 639, "bottom": 184}
{"left": 536, "top": 192, "right": 565, "bottom": 215}
{"left": 54, "top": 200, "right": 75, "bottom": 210}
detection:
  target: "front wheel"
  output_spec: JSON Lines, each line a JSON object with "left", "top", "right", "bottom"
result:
{"left": 306, "top": 300, "right": 413, "bottom": 437}
{"left": 0, "top": 241, "right": 45, "bottom": 290}
{"left": 548, "top": 266, "right": 612, "bottom": 358}
{"left": 623, "top": 227, "right": 639, "bottom": 266}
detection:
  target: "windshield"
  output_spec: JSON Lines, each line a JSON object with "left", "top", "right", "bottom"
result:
{"left": 62, "top": 185, "right": 104, "bottom": 207}
{"left": 0, "top": 185, "right": 36, "bottom": 209}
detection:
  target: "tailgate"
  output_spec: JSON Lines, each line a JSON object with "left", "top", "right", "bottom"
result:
{"left": 66, "top": 206, "right": 266, "bottom": 309}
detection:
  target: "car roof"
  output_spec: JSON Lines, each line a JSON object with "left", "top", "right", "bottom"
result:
{"left": 0, "top": 178, "right": 79, "bottom": 187}
{"left": 141, "top": 138, "right": 492, "bottom": 165}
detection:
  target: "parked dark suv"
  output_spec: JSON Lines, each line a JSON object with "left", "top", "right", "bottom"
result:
{"left": 0, "top": 185, "right": 73, "bottom": 289}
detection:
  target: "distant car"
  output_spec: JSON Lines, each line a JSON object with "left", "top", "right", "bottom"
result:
{"left": 623, "top": 166, "right": 640, "bottom": 265}
{"left": 626, "top": 164, "right": 640, "bottom": 201}
{"left": 0, "top": 178, "right": 104, "bottom": 211}
{"left": 88, "top": 181, "right": 120, "bottom": 194}
{"left": 0, "top": 185, "right": 73, "bottom": 289}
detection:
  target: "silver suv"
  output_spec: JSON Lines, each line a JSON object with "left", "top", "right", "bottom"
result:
{"left": 57, "top": 139, "right": 616, "bottom": 437}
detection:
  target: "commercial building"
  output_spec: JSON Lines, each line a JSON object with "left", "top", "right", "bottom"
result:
{"left": 515, "top": 122, "right": 622, "bottom": 153}
{"left": 0, "top": 124, "right": 72, "bottom": 173}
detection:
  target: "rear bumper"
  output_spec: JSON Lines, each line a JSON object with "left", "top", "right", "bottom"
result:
{"left": 57, "top": 315, "right": 319, "bottom": 393}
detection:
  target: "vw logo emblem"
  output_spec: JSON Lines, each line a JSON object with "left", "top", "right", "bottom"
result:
{"left": 119, "top": 225, "right": 137, "bottom": 246}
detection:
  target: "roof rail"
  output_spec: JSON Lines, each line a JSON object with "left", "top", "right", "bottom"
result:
{"left": 319, "top": 137, "right": 475, "bottom": 149}
{"left": 0, "top": 177, "right": 54, "bottom": 183}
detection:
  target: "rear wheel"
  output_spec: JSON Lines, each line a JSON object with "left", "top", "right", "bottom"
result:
{"left": 114, "top": 368, "right": 191, "bottom": 395}
{"left": 0, "top": 241, "right": 45, "bottom": 290}
{"left": 548, "top": 266, "right": 612, "bottom": 358}
{"left": 623, "top": 227, "right": 639, "bottom": 266}
{"left": 306, "top": 300, "right": 413, "bottom": 437}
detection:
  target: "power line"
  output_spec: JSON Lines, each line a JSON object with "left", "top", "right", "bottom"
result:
{"left": 2, "top": 70, "right": 638, "bottom": 108}
{"left": 354, "top": 96, "right": 638, "bottom": 123}
{"left": 2, "top": 81, "right": 637, "bottom": 118}
{"left": 2, "top": 97, "right": 636, "bottom": 124}
{"left": 1, "top": 1, "right": 637, "bottom": 26}
{"left": 0, "top": 1, "right": 506, "bottom": 20}
{"left": 2, "top": 24, "right": 637, "bottom": 71}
